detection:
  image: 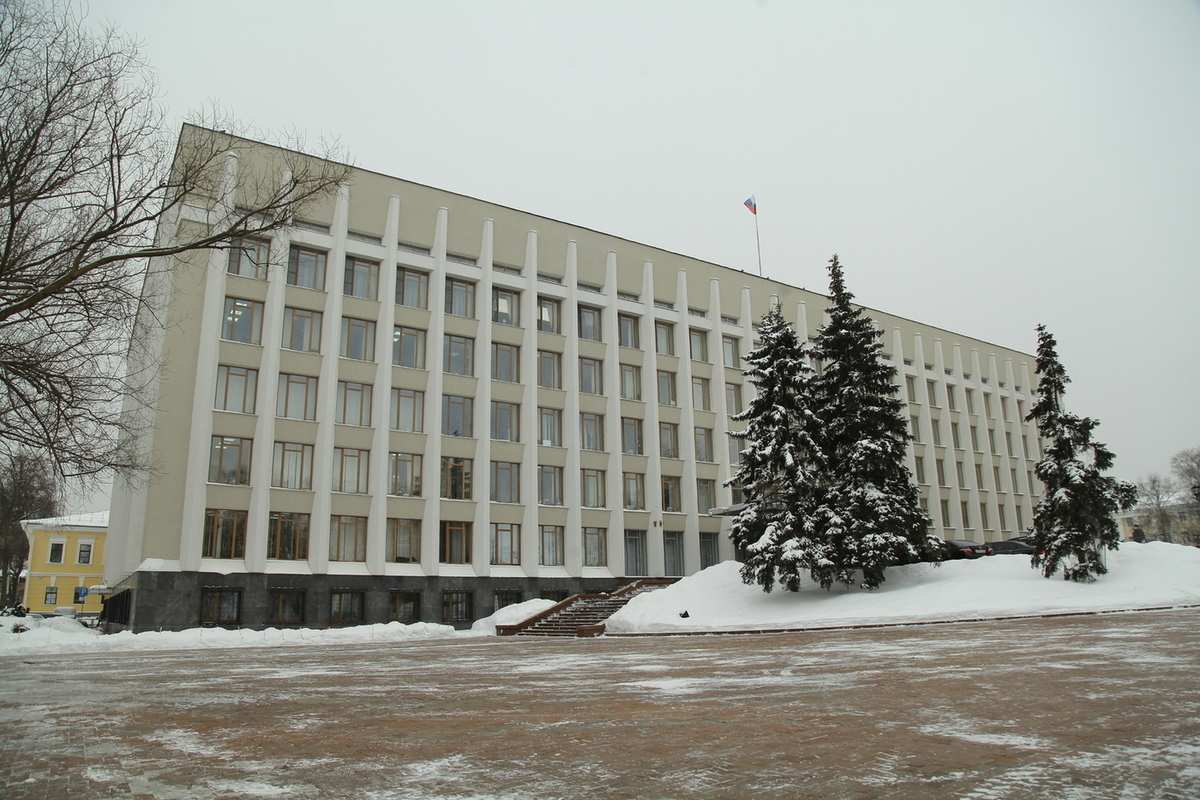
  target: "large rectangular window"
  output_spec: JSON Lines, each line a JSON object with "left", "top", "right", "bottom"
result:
{"left": 658, "top": 370, "right": 677, "bottom": 406}
{"left": 491, "top": 461, "right": 521, "bottom": 503}
{"left": 581, "top": 469, "right": 606, "bottom": 508}
{"left": 390, "top": 590, "right": 421, "bottom": 622}
{"left": 620, "top": 364, "right": 642, "bottom": 401}
{"left": 329, "top": 591, "right": 365, "bottom": 626}
{"left": 537, "top": 296, "right": 561, "bottom": 333}
{"left": 618, "top": 314, "right": 640, "bottom": 348}
{"left": 203, "top": 509, "right": 247, "bottom": 558}
{"left": 396, "top": 267, "right": 429, "bottom": 308}
{"left": 662, "top": 476, "right": 683, "bottom": 512}
{"left": 579, "top": 357, "right": 603, "bottom": 394}
{"left": 538, "top": 465, "right": 564, "bottom": 505}
{"left": 655, "top": 322, "right": 674, "bottom": 355}
{"left": 272, "top": 441, "right": 314, "bottom": 490}
{"left": 583, "top": 527, "right": 607, "bottom": 567}
{"left": 200, "top": 588, "right": 241, "bottom": 627}
{"left": 492, "top": 287, "right": 520, "bottom": 326}
{"left": 332, "top": 447, "right": 370, "bottom": 494}
{"left": 390, "top": 388, "right": 424, "bottom": 432}
{"left": 386, "top": 519, "right": 421, "bottom": 563}
{"left": 441, "top": 589, "right": 472, "bottom": 621}
{"left": 623, "top": 472, "right": 645, "bottom": 510}
{"left": 491, "top": 401, "right": 520, "bottom": 442}
{"left": 329, "top": 515, "right": 367, "bottom": 561}
{"left": 580, "top": 412, "right": 605, "bottom": 451}
{"left": 439, "top": 522, "right": 471, "bottom": 564}
{"left": 227, "top": 237, "right": 269, "bottom": 280}
{"left": 700, "top": 531, "right": 720, "bottom": 569}
{"left": 490, "top": 523, "right": 521, "bottom": 565}
{"left": 268, "top": 589, "right": 305, "bottom": 625}
{"left": 445, "top": 278, "right": 475, "bottom": 318}
{"left": 343, "top": 256, "right": 379, "bottom": 300}
{"left": 442, "top": 395, "right": 473, "bottom": 437}
{"left": 725, "top": 383, "right": 743, "bottom": 414}
{"left": 393, "top": 326, "right": 426, "bottom": 368}
{"left": 267, "top": 512, "right": 309, "bottom": 560}
{"left": 221, "top": 297, "right": 263, "bottom": 344}
{"left": 660, "top": 423, "right": 679, "bottom": 458}
{"left": 694, "top": 427, "right": 714, "bottom": 462}
{"left": 288, "top": 245, "right": 326, "bottom": 291}
{"left": 492, "top": 343, "right": 520, "bottom": 382}
{"left": 444, "top": 334, "right": 474, "bottom": 376}
{"left": 722, "top": 336, "right": 740, "bottom": 368}
{"left": 208, "top": 436, "right": 252, "bottom": 485}
{"left": 621, "top": 417, "right": 643, "bottom": 455}
{"left": 689, "top": 329, "right": 708, "bottom": 362}
{"left": 277, "top": 373, "right": 318, "bottom": 421}
{"left": 697, "top": 479, "right": 717, "bottom": 514}
{"left": 538, "top": 407, "right": 562, "bottom": 446}
{"left": 578, "top": 306, "right": 602, "bottom": 341}
{"left": 339, "top": 317, "right": 376, "bottom": 361}
{"left": 537, "top": 350, "right": 561, "bottom": 389}
{"left": 540, "top": 525, "right": 565, "bottom": 566}
{"left": 441, "top": 457, "right": 473, "bottom": 499}
{"left": 691, "top": 377, "right": 711, "bottom": 411}
{"left": 625, "top": 530, "right": 648, "bottom": 575}
{"left": 388, "top": 452, "right": 422, "bottom": 496}
{"left": 215, "top": 365, "right": 258, "bottom": 414}
{"left": 335, "top": 380, "right": 372, "bottom": 426}
{"left": 664, "top": 532, "right": 685, "bottom": 576}
{"left": 282, "top": 307, "right": 323, "bottom": 353}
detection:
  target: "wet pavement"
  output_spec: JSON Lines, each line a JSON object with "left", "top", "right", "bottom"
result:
{"left": 2, "top": 609, "right": 1198, "bottom": 798}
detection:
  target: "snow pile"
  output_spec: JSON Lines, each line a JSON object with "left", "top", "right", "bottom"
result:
{"left": 606, "top": 542, "right": 1200, "bottom": 634}
{"left": 470, "top": 598, "right": 557, "bottom": 635}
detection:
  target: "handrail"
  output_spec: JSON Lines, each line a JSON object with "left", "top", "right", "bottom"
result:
{"left": 495, "top": 577, "right": 678, "bottom": 636}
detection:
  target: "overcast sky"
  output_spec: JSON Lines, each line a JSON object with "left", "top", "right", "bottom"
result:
{"left": 69, "top": 1, "right": 1199, "bottom": 511}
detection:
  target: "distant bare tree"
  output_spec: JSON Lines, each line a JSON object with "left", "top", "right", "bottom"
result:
{"left": 1172, "top": 446, "right": 1200, "bottom": 504}
{"left": 0, "top": 1, "right": 348, "bottom": 483}
{"left": 1136, "top": 474, "right": 1178, "bottom": 543}
{"left": 0, "top": 451, "right": 58, "bottom": 607}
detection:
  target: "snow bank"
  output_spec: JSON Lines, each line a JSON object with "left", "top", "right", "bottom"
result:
{"left": 606, "top": 542, "right": 1200, "bottom": 634}
{"left": 470, "top": 598, "right": 557, "bottom": 635}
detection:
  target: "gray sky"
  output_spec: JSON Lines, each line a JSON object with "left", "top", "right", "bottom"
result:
{"left": 69, "top": 0, "right": 1200, "bottom": 510}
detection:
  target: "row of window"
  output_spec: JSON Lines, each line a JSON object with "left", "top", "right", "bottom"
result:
{"left": 44, "top": 540, "right": 94, "bottom": 565}
{"left": 41, "top": 585, "right": 90, "bottom": 606}
{"left": 922, "top": 496, "right": 1027, "bottom": 533}
{"left": 199, "top": 586, "right": 439, "bottom": 627}
{"left": 909, "top": 414, "right": 1038, "bottom": 460}
{"left": 914, "top": 456, "right": 1037, "bottom": 498}
{"left": 904, "top": 375, "right": 1029, "bottom": 421}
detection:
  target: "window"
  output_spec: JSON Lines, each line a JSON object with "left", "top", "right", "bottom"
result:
{"left": 694, "top": 427, "right": 714, "bottom": 462}
{"left": 288, "top": 245, "right": 326, "bottom": 291}
{"left": 491, "top": 343, "right": 520, "bottom": 382}
{"left": 994, "top": 465, "right": 1003, "bottom": 491}
{"left": 655, "top": 321, "right": 674, "bottom": 355}
{"left": 339, "top": 317, "right": 376, "bottom": 361}
{"left": 970, "top": 424, "right": 980, "bottom": 451}
{"left": 965, "top": 388, "right": 976, "bottom": 413}
{"left": 538, "top": 408, "right": 562, "bottom": 446}
{"left": 215, "top": 365, "right": 258, "bottom": 414}
{"left": 940, "top": 498, "right": 951, "bottom": 525}
{"left": 208, "top": 436, "right": 252, "bottom": 485}
{"left": 439, "top": 522, "right": 472, "bottom": 564}
{"left": 390, "top": 590, "right": 421, "bottom": 622}
{"left": 272, "top": 441, "right": 314, "bottom": 490}
{"left": 664, "top": 532, "right": 685, "bottom": 576}
{"left": 343, "top": 257, "right": 379, "bottom": 300}
{"left": 1011, "top": 467, "right": 1020, "bottom": 493}
{"left": 540, "top": 525, "right": 565, "bottom": 566}
{"left": 200, "top": 588, "right": 241, "bottom": 627}
{"left": 277, "top": 373, "right": 318, "bottom": 421}
{"left": 1005, "top": 430, "right": 1014, "bottom": 454}
{"left": 660, "top": 422, "right": 680, "bottom": 458}
{"left": 976, "top": 463, "right": 985, "bottom": 487}
{"left": 914, "top": 456, "right": 926, "bottom": 484}
{"left": 332, "top": 448, "right": 370, "bottom": 493}
{"left": 221, "top": 297, "right": 263, "bottom": 344}
{"left": 1001, "top": 396, "right": 1010, "bottom": 420}
{"left": 491, "top": 461, "right": 521, "bottom": 503}
{"left": 988, "top": 428, "right": 998, "bottom": 454}
{"left": 381, "top": 392, "right": 422, "bottom": 436}
{"left": 581, "top": 469, "right": 606, "bottom": 507}
{"left": 947, "top": 388, "right": 958, "bottom": 411}
{"left": 657, "top": 370, "right": 677, "bottom": 406}
{"left": 961, "top": 500, "right": 972, "bottom": 528}
{"left": 932, "top": 421, "right": 942, "bottom": 447}
{"left": 393, "top": 326, "right": 426, "bottom": 368}
{"left": 537, "top": 350, "right": 561, "bottom": 388}
{"left": 386, "top": 519, "right": 421, "bottom": 563}
{"left": 267, "top": 512, "right": 309, "bottom": 560}
{"left": 445, "top": 278, "right": 476, "bottom": 318}
{"left": 701, "top": 532, "right": 720, "bottom": 569}
{"left": 396, "top": 267, "right": 429, "bottom": 308}
{"left": 73, "top": 585, "right": 88, "bottom": 604}
{"left": 725, "top": 384, "right": 743, "bottom": 414}
{"left": 618, "top": 314, "right": 640, "bottom": 348}
{"left": 578, "top": 305, "right": 602, "bottom": 341}
{"left": 492, "top": 287, "right": 520, "bottom": 326}
{"left": 936, "top": 458, "right": 946, "bottom": 487}
{"left": 625, "top": 530, "right": 648, "bottom": 575}
{"left": 1016, "top": 505, "right": 1025, "bottom": 532}
{"left": 441, "top": 589, "right": 473, "bottom": 622}
{"left": 722, "top": 336, "right": 740, "bottom": 368}
{"left": 227, "top": 237, "right": 269, "bottom": 280}
{"left": 388, "top": 452, "right": 422, "bottom": 496}
{"left": 491, "top": 523, "right": 521, "bottom": 565}
{"left": 620, "top": 364, "right": 642, "bottom": 400}
{"left": 77, "top": 542, "right": 93, "bottom": 565}
{"left": 491, "top": 401, "right": 520, "bottom": 442}
{"left": 583, "top": 527, "right": 607, "bottom": 567}
{"left": 329, "top": 516, "right": 367, "bottom": 561}
{"left": 48, "top": 541, "right": 64, "bottom": 564}
{"left": 906, "top": 376, "right": 917, "bottom": 400}
{"left": 691, "top": 377, "right": 711, "bottom": 411}
{"left": 927, "top": 379, "right": 938, "bottom": 406}
{"left": 621, "top": 418, "right": 643, "bottom": 455}
{"left": 268, "top": 590, "right": 305, "bottom": 625}
{"left": 329, "top": 591, "right": 365, "bottom": 626}
{"left": 662, "top": 476, "right": 683, "bottom": 512}
{"left": 537, "top": 296, "right": 561, "bottom": 333}
{"left": 689, "top": 329, "right": 708, "bottom": 362}
{"left": 980, "top": 502, "right": 990, "bottom": 530}
{"left": 697, "top": 479, "right": 716, "bottom": 514}
{"left": 728, "top": 434, "right": 745, "bottom": 465}
{"left": 442, "top": 395, "right": 473, "bottom": 437}
{"left": 580, "top": 412, "right": 605, "bottom": 451}
{"left": 952, "top": 422, "right": 962, "bottom": 449}
{"left": 999, "top": 504, "right": 1009, "bottom": 531}
{"left": 956, "top": 461, "right": 966, "bottom": 486}
{"left": 335, "top": 380, "right": 372, "bottom": 426}
{"left": 203, "top": 509, "right": 247, "bottom": 558}
{"left": 282, "top": 307, "right": 322, "bottom": 353}
{"left": 44, "top": 586, "right": 58, "bottom": 605}
{"left": 444, "top": 334, "right": 474, "bottom": 376}
{"left": 910, "top": 415, "right": 921, "bottom": 441}
{"left": 441, "top": 458, "right": 473, "bottom": 500}
{"left": 579, "top": 357, "right": 603, "bottom": 394}
{"left": 538, "top": 465, "right": 564, "bottom": 505}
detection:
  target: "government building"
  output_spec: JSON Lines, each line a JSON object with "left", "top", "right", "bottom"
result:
{"left": 105, "top": 126, "right": 1043, "bottom": 631}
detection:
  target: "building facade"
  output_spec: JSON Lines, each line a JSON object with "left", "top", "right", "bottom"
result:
{"left": 106, "top": 126, "right": 1044, "bottom": 631}
{"left": 21, "top": 512, "right": 108, "bottom": 617}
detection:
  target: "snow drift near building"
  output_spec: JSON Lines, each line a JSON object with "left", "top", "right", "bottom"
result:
{"left": 470, "top": 598, "right": 557, "bottom": 635}
{"left": 605, "top": 542, "right": 1200, "bottom": 634}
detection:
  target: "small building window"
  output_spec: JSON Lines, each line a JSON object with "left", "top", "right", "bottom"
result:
{"left": 329, "top": 591, "right": 365, "bottom": 627}
{"left": 200, "top": 588, "right": 241, "bottom": 628}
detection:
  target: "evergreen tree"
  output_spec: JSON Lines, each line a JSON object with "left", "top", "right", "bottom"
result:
{"left": 726, "top": 304, "right": 826, "bottom": 592}
{"left": 810, "top": 255, "right": 938, "bottom": 589}
{"left": 1027, "top": 325, "right": 1136, "bottom": 582}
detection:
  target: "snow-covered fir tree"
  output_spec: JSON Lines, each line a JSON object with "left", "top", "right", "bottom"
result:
{"left": 809, "top": 255, "right": 939, "bottom": 589}
{"left": 726, "top": 304, "right": 826, "bottom": 592}
{"left": 1027, "top": 324, "right": 1136, "bottom": 582}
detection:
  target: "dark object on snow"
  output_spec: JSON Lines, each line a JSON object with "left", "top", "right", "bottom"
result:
{"left": 990, "top": 538, "right": 1036, "bottom": 555}
{"left": 679, "top": 610, "right": 690, "bottom": 619}
{"left": 11, "top": 623, "right": 29, "bottom": 634}
{"left": 1131, "top": 526, "right": 1147, "bottom": 543}
{"left": 942, "top": 540, "right": 994, "bottom": 559}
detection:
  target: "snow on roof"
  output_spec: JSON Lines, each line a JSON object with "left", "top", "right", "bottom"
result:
{"left": 20, "top": 510, "right": 109, "bottom": 530}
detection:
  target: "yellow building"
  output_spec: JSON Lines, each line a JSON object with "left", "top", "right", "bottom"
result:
{"left": 21, "top": 512, "right": 108, "bottom": 616}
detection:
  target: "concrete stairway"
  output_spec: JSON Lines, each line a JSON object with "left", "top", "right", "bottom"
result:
{"left": 498, "top": 579, "right": 674, "bottom": 638}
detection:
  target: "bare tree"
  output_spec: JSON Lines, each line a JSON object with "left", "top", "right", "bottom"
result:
{"left": 1135, "top": 473, "right": 1178, "bottom": 543}
{"left": 0, "top": 450, "right": 58, "bottom": 607}
{"left": 0, "top": 1, "right": 348, "bottom": 483}
{"left": 1172, "top": 446, "right": 1200, "bottom": 504}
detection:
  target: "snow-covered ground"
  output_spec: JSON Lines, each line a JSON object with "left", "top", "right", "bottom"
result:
{"left": 470, "top": 597, "right": 556, "bottom": 635}
{"left": 607, "top": 541, "right": 1200, "bottom": 634}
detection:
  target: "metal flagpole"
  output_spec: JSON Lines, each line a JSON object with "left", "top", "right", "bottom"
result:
{"left": 754, "top": 208, "right": 763, "bottom": 277}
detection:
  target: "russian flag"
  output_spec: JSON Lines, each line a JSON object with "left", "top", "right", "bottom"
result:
{"left": 744, "top": 195, "right": 757, "bottom": 215}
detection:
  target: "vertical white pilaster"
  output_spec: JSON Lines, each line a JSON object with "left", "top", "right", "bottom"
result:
{"left": 600, "top": 252, "right": 625, "bottom": 577}
{"left": 912, "top": 334, "right": 944, "bottom": 535}
{"left": 632, "top": 261, "right": 658, "bottom": 577}
{"left": 419, "top": 208, "right": 449, "bottom": 574}
{"left": 675, "top": 271, "right": 698, "bottom": 577}
{"left": 472, "top": 220, "right": 495, "bottom": 577}
{"left": 708, "top": 282, "right": 732, "bottom": 512}
{"left": 520, "top": 231, "right": 541, "bottom": 575}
